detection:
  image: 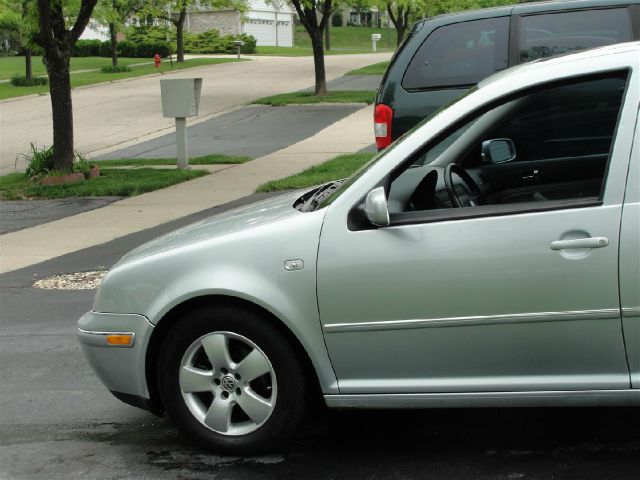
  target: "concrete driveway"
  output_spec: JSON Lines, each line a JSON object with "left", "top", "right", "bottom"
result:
{"left": 0, "top": 53, "right": 391, "bottom": 175}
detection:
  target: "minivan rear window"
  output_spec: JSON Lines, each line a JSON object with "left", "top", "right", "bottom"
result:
{"left": 519, "top": 8, "right": 632, "bottom": 62}
{"left": 402, "top": 16, "right": 509, "bottom": 91}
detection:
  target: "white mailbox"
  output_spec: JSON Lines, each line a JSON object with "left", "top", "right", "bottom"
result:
{"left": 159, "top": 78, "right": 203, "bottom": 169}
{"left": 160, "top": 78, "right": 202, "bottom": 118}
{"left": 371, "top": 33, "right": 382, "bottom": 52}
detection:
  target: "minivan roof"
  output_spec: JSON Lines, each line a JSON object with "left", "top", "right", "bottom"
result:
{"left": 412, "top": 0, "right": 639, "bottom": 30}
{"left": 478, "top": 40, "right": 639, "bottom": 89}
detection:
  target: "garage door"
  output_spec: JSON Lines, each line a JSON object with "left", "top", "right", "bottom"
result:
{"left": 244, "top": 18, "right": 276, "bottom": 46}
{"left": 276, "top": 20, "right": 293, "bottom": 47}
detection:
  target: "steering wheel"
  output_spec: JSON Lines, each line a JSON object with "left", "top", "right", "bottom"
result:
{"left": 444, "top": 164, "right": 485, "bottom": 208}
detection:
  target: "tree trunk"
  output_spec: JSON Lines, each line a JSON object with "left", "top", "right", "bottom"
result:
{"left": 25, "top": 48, "right": 32, "bottom": 81}
{"left": 175, "top": 9, "right": 187, "bottom": 63}
{"left": 310, "top": 31, "right": 327, "bottom": 96}
{"left": 324, "top": 15, "right": 330, "bottom": 51}
{"left": 46, "top": 54, "right": 74, "bottom": 171}
{"left": 395, "top": 24, "right": 406, "bottom": 46}
{"left": 109, "top": 22, "right": 118, "bottom": 67}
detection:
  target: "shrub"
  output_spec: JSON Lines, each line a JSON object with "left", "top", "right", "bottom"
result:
{"left": 135, "top": 41, "right": 170, "bottom": 58}
{"left": 10, "top": 76, "right": 48, "bottom": 87}
{"left": 184, "top": 30, "right": 256, "bottom": 54}
{"left": 116, "top": 40, "right": 138, "bottom": 58}
{"left": 100, "top": 65, "right": 131, "bottom": 73}
{"left": 99, "top": 40, "right": 113, "bottom": 57}
{"left": 124, "top": 25, "right": 171, "bottom": 44}
{"left": 21, "top": 143, "right": 90, "bottom": 178}
{"left": 124, "top": 26, "right": 255, "bottom": 55}
{"left": 73, "top": 39, "right": 103, "bottom": 56}
{"left": 331, "top": 11, "right": 343, "bottom": 27}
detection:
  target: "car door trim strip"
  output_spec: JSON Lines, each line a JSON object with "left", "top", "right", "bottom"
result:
{"left": 323, "top": 308, "right": 621, "bottom": 333}
{"left": 324, "top": 389, "right": 640, "bottom": 409}
{"left": 622, "top": 307, "right": 640, "bottom": 317}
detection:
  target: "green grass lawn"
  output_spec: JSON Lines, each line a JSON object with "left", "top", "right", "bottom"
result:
{"left": 255, "top": 26, "right": 397, "bottom": 56}
{"left": 254, "top": 90, "right": 376, "bottom": 106}
{"left": 93, "top": 154, "right": 250, "bottom": 167}
{"left": 0, "top": 58, "right": 243, "bottom": 100}
{"left": 0, "top": 168, "right": 208, "bottom": 200}
{"left": 347, "top": 61, "right": 390, "bottom": 76}
{"left": 294, "top": 26, "right": 397, "bottom": 51}
{"left": 256, "top": 152, "right": 375, "bottom": 192}
{"left": 0, "top": 56, "right": 148, "bottom": 80}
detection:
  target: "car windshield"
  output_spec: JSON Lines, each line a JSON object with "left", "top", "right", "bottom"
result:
{"left": 315, "top": 86, "right": 478, "bottom": 211}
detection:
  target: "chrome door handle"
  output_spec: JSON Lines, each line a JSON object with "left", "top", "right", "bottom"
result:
{"left": 550, "top": 237, "right": 609, "bottom": 250}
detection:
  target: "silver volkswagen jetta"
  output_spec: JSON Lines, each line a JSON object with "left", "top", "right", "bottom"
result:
{"left": 78, "top": 42, "right": 640, "bottom": 454}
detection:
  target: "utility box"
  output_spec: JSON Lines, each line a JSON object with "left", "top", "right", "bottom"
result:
{"left": 160, "top": 78, "right": 203, "bottom": 118}
{"left": 371, "top": 33, "right": 381, "bottom": 52}
{"left": 159, "top": 78, "right": 203, "bottom": 169}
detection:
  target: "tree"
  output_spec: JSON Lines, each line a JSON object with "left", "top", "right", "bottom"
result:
{"left": 145, "top": 0, "right": 246, "bottom": 63}
{"left": 290, "top": 0, "right": 333, "bottom": 96}
{"left": 377, "top": 0, "right": 516, "bottom": 46}
{"left": 36, "top": 0, "right": 98, "bottom": 171}
{"left": 95, "top": 0, "right": 146, "bottom": 67}
{"left": 375, "top": 0, "right": 418, "bottom": 46}
{"left": 0, "top": 0, "right": 38, "bottom": 80}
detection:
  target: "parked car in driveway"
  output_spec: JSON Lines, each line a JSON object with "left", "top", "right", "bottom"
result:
{"left": 78, "top": 42, "right": 640, "bottom": 454}
{"left": 374, "top": 0, "right": 640, "bottom": 149}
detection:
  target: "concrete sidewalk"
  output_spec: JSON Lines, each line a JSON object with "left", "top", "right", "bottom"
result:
{"left": 0, "top": 105, "right": 375, "bottom": 274}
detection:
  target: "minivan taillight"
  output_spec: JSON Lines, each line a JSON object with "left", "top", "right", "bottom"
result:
{"left": 374, "top": 103, "right": 393, "bottom": 149}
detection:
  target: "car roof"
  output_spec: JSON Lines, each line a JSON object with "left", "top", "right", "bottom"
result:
{"left": 478, "top": 41, "right": 640, "bottom": 89}
{"left": 412, "top": 0, "right": 639, "bottom": 29}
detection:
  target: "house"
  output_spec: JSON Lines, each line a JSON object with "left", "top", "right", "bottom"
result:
{"left": 185, "top": 1, "right": 295, "bottom": 47}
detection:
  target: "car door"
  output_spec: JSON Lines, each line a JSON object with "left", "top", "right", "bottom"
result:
{"left": 316, "top": 71, "right": 636, "bottom": 395}
{"left": 620, "top": 112, "right": 640, "bottom": 388}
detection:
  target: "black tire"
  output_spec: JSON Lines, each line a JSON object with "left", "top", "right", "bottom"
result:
{"left": 157, "top": 304, "right": 307, "bottom": 454}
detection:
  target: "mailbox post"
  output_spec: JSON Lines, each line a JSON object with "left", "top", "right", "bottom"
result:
{"left": 160, "top": 78, "right": 203, "bottom": 169}
{"left": 234, "top": 40, "right": 244, "bottom": 59}
{"left": 371, "top": 33, "right": 381, "bottom": 52}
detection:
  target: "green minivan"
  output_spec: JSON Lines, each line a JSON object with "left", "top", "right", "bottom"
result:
{"left": 375, "top": 0, "right": 640, "bottom": 149}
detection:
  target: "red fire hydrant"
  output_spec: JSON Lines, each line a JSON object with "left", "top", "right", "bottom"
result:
{"left": 154, "top": 54, "right": 161, "bottom": 68}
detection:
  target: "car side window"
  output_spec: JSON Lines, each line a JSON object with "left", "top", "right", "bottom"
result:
{"left": 519, "top": 8, "right": 632, "bottom": 62}
{"left": 402, "top": 17, "right": 509, "bottom": 91}
{"left": 388, "top": 72, "right": 629, "bottom": 217}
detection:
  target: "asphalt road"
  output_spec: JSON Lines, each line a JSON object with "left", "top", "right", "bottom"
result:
{"left": 1, "top": 193, "right": 639, "bottom": 480}
{"left": 96, "top": 104, "right": 362, "bottom": 160}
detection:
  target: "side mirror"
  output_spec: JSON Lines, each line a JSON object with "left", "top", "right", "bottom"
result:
{"left": 481, "top": 138, "right": 516, "bottom": 164}
{"left": 364, "top": 186, "right": 390, "bottom": 227}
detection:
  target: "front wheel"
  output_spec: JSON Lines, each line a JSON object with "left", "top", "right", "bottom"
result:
{"left": 157, "top": 305, "right": 307, "bottom": 454}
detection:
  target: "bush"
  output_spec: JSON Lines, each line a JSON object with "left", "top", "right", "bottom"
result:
{"left": 124, "top": 25, "right": 170, "bottom": 44}
{"left": 99, "top": 41, "right": 113, "bottom": 57}
{"left": 331, "top": 11, "right": 343, "bottom": 27}
{"left": 21, "top": 143, "right": 89, "bottom": 178}
{"left": 184, "top": 30, "right": 256, "bottom": 54}
{"left": 124, "top": 25, "right": 256, "bottom": 55}
{"left": 116, "top": 40, "right": 137, "bottom": 58}
{"left": 73, "top": 39, "right": 103, "bottom": 56}
{"left": 100, "top": 65, "right": 131, "bottom": 73}
{"left": 10, "top": 75, "right": 48, "bottom": 87}
{"left": 134, "top": 41, "right": 170, "bottom": 58}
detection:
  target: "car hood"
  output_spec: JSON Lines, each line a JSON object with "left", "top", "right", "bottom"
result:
{"left": 115, "top": 190, "right": 305, "bottom": 266}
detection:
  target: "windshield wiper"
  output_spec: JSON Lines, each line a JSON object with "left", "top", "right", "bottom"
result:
{"left": 301, "top": 180, "right": 345, "bottom": 212}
